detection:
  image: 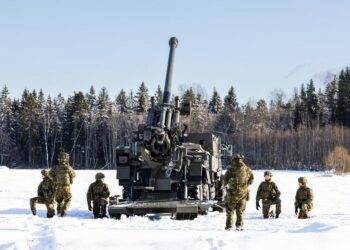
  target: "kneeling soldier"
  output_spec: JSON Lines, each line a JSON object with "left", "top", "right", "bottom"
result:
{"left": 256, "top": 171, "right": 281, "bottom": 218}
{"left": 30, "top": 169, "right": 55, "bottom": 218}
{"left": 87, "top": 172, "right": 110, "bottom": 219}
{"left": 295, "top": 177, "right": 313, "bottom": 219}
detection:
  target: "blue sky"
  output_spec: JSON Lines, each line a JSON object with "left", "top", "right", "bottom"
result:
{"left": 1, "top": 0, "right": 349, "bottom": 104}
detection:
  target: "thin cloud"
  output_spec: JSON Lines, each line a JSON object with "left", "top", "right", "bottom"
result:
{"left": 285, "top": 64, "right": 308, "bottom": 78}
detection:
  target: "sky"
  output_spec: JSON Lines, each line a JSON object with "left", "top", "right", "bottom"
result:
{"left": 0, "top": 0, "right": 350, "bottom": 104}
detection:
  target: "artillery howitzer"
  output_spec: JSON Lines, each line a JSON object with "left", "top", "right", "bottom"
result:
{"left": 108, "top": 37, "right": 232, "bottom": 219}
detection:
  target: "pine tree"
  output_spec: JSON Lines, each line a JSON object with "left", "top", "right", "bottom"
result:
{"left": 317, "top": 88, "right": 327, "bottom": 126}
{"left": 182, "top": 87, "right": 196, "bottom": 106}
{"left": 135, "top": 82, "right": 149, "bottom": 113}
{"left": 224, "top": 86, "right": 239, "bottom": 112}
{"left": 116, "top": 89, "right": 128, "bottom": 112}
{"left": 325, "top": 78, "right": 337, "bottom": 124}
{"left": 208, "top": 88, "right": 222, "bottom": 114}
{"left": 306, "top": 79, "right": 319, "bottom": 127}
{"left": 335, "top": 69, "right": 350, "bottom": 126}
{"left": 0, "top": 85, "right": 12, "bottom": 165}
{"left": 63, "top": 92, "right": 89, "bottom": 167}
{"left": 256, "top": 99, "right": 268, "bottom": 122}
{"left": 97, "top": 87, "right": 111, "bottom": 120}
{"left": 18, "top": 90, "right": 41, "bottom": 167}
{"left": 154, "top": 85, "right": 163, "bottom": 104}
{"left": 127, "top": 90, "right": 137, "bottom": 111}
{"left": 86, "top": 86, "right": 97, "bottom": 111}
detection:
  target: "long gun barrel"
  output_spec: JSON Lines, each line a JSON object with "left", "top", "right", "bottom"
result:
{"left": 162, "top": 37, "right": 178, "bottom": 104}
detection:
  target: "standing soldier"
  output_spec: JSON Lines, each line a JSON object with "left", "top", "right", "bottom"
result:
{"left": 256, "top": 171, "right": 281, "bottom": 219}
{"left": 49, "top": 152, "right": 76, "bottom": 217}
{"left": 295, "top": 177, "right": 313, "bottom": 219}
{"left": 30, "top": 169, "right": 55, "bottom": 218}
{"left": 87, "top": 172, "right": 110, "bottom": 219}
{"left": 223, "top": 154, "right": 254, "bottom": 231}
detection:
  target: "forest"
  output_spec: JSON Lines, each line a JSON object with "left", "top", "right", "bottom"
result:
{"left": 1, "top": 67, "right": 350, "bottom": 170}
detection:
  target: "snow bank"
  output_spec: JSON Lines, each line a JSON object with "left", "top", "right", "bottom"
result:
{"left": 0, "top": 166, "right": 9, "bottom": 170}
{"left": 0, "top": 170, "right": 349, "bottom": 250}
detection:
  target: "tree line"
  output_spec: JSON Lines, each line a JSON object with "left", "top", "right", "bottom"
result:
{"left": 1, "top": 68, "right": 350, "bottom": 170}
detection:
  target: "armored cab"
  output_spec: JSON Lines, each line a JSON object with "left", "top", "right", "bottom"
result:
{"left": 108, "top": 37, "right": 232, "bottom": 219}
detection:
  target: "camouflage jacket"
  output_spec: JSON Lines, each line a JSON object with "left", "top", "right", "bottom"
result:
{"left": 224, "top": 162, "right": 254, "bottom": 200}
{"left": 49, "top": 163, "right": 76, "bottom": 186}
{"left": 37, "top": 177, "right": 55, "bottom": 202}
{"left": 87, "top": 180, "right": 110, "bottom": 203}
{"left": 256, "top": 180, "right": 280, "bottom": 202}
{"left": 295, "top": 186, "right": 313, "bottom": 207}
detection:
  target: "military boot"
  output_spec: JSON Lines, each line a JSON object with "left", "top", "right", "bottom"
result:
{"left": 32, "top": 210, "right": 36, "bottom": 216}
{"left": 60, "top": 211, "right": 67, "bottom": 217}
{"left": 236, "top": 226, "right": 244, "bottom": 231}
{"left": 47, "top": 213, "right": 54, "bottom": 218}
{"left": 275, "top": 212, "right": 280, "bottom": 219}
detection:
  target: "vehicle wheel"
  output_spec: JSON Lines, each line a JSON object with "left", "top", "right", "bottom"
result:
{"left": 194, "top": 185, "right": 203, "bottom": 200}
{"left": 202, "top": 184, "right": 210, "bottom": 200}
{"left": 111, "top": 214, "right": 121, "bottom": 220}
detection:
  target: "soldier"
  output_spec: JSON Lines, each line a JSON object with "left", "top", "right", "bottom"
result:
{"left": 295, "top": 177, "right": 313, "bottom": 219}
{"left": 256, "top": 171, "right": 281, "bottom": 219}
{"left": 223, "top": 154, "right": 254, "bottom": 231}
{"left": 87, "top": 172, "right": 110, "bottom": 219}
{"left": 49, "top": 152, "right": 76, "bottom": 217}
{"left": 30, "top": 169, "right": 55, "bottom": 218}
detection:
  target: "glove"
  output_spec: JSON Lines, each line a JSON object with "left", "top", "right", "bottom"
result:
{"left": 256, "top": 201, "right": 260, "bottom": 210}
{"left": 88, "top": 203, "right": 92, "bottom": 211}
{"left": 295, "top": 207, "right": 298, "bottom": 215}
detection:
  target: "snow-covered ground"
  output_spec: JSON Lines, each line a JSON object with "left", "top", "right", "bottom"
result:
{"left": 0, "top": 169, "right": 349, "bottom": 250}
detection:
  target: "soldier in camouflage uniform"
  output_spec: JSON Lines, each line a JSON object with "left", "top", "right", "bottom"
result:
{"left": 87, "top": 172, "right": 110, "bottom": 219}
{"left": 49, "top": 152, "right": 76, "bottom": 217}
{"left": 30, "top": 169, "right": 55, "bottom": 218}
{"left": 295, "top": 177, "right": 313, "bottom": 219}
{"left": 256, "top": 171, "right": 281, "bottom": 219}
{"left": 223, "top": 154, "right": 254, "bottom": 231}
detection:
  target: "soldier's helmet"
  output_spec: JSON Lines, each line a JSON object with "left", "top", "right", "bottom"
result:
{"left": 298, "top": 177, "right": 307, "bottom": 185}
{"left": 58, "top": 152, "right": 70, "bottom": 163}
{"left": 95, "top": 172, "right": 105, "bottom": 180}
{"left": 264, "top": 171, "right": 273, "bottom": 177}
{"left": 41, "top": 169, "right": 49, "bottom": 177}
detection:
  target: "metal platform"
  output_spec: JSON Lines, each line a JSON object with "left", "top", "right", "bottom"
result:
{"left": 108, "top": 199, "right": 218, "bottom": 220}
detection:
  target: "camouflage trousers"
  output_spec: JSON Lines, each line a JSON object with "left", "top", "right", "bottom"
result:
{"left": 29, "top": 197, "right": 55, "bottom": 218}
{"left": 298, "top": 202, "right": 313, "bottom": 219}
{"left": 92, "top": 199, "right": 108, "bottom": 219}
{"left": 55, "top": 185, "right": 72, "bottom": 216}
{"left": 262, "top": 198, "right": 281, "bottom": 218}
{"left": 225, "top": 192, "right": 247, "bottom": 229}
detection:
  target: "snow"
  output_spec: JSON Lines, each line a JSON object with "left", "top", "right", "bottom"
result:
{"left": 0, "top": 166, "right": 9, "bottom": 170}
{"left": 0, "top": 170, "right": 349, "bottom": 250}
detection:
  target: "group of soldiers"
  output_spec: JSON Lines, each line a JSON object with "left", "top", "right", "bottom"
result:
{"left": 30, "top": 152, "right": 314, "bottom": 229}
{"left": 223, "top": 154, "right": 314, "bottom": 231}
{"left": 29, "top": 152, "right": 110, "bottom": 219}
